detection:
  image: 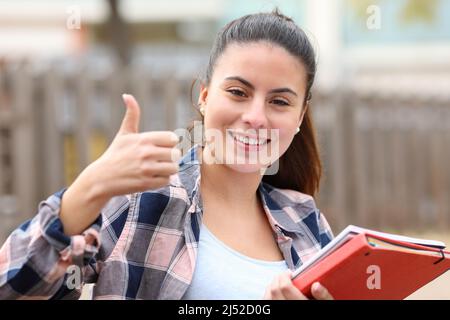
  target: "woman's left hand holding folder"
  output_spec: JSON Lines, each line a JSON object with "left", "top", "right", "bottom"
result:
{"left": 263, "top": 270, "right": 334, "bottom": 300}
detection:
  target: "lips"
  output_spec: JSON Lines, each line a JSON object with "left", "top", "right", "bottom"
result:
{"left": 227, "top": 130, "right": 271, "bottom": 147}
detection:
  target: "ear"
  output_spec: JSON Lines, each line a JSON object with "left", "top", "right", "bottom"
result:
{"left": 198, "top": 83, "right": 209, "bottom": 106}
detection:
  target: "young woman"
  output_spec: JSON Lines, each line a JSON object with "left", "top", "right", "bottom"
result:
{"left": 0, "top": 10, "right": 334, "bottom": 300}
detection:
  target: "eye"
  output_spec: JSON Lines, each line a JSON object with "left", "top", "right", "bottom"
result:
{"left": 227, "top": 89, "right": 247, "bottom": 97}
{"left": 271, "top": 99, "right": 289, "bottom": 106}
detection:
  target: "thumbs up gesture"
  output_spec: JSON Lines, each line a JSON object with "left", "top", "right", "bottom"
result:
{"left": 59, "top": 94, "right": 181, "bottom": 235}
{"left": 91, "top": 94, "right": 181, "bottom": 198}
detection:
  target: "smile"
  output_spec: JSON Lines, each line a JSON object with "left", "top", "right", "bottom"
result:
{"left": 227, "top": 131, "right": 271, "bottom": 146}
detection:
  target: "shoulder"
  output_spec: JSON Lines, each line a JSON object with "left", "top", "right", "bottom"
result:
{"left": 261, "top": 183, "right": 334, "bottom": 246}
{"left": 261, "top": 183, "right": 319, "bottom": 218}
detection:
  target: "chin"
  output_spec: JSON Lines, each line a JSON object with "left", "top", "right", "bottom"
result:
{"left": 224, "top": 162, "right": 267, "bottom": 174}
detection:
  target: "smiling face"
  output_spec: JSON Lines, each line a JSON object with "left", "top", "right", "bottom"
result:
{"left": 198, "top": 41, "right": 308, "bottom": 174}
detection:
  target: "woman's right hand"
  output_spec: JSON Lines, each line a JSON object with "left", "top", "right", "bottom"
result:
{"left": 88, "top": 94, "right": 181, "bottom": 198}
{"left": 60, "top": 94, "right": 181, "bottom": 235}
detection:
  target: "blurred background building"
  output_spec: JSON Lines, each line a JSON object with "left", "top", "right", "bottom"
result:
{"left": 1, "top": 0, "right": 450, "bottom": 243}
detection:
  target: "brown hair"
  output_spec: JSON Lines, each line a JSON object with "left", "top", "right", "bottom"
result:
{"left": 192, "top": 9, "right": 322, "bottom": 197}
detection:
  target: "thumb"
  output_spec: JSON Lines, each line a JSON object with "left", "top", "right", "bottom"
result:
{"left": 119, "top": 94, "right": 141, "bottom": 134}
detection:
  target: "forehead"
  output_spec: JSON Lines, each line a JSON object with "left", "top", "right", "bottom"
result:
{"left": 211, "top": 41, "right": 307, "bottom": 90}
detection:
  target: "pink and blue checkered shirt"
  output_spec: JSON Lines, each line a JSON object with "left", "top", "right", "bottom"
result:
{"left": 0, "top": 145, "right": 333, "bottom": 299}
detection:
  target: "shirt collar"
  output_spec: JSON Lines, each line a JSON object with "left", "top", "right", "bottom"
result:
{"left": 177, "top": 144, "right": 304, "bottom": 235}
{"left": 177, "top": 144, "right": 203, "bottom": 209}
{"left": 258, "top": 183, "right": 305, "bottom": 236}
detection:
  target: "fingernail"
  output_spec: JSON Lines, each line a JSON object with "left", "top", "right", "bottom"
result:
{"left": 171, "top": 132, "right": 179, "bottom": 143}
{"left": 122, "top": 94, "right": 129, "bottom": 103}
{"left": 313, "top": 282, "right": 323, "bottom": 293}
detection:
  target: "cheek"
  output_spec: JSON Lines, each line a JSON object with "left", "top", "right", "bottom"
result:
{"left": 273, "top": 115, "right": 298, "bottom": 136}
{"left": 204, "top": 97, "right": 239, "bottom": 129}
{"left": 278, "top": 128, "right": 295, "bottom": 152}
{"left": 273, "top": 117, "right": 299, "bottom": 152}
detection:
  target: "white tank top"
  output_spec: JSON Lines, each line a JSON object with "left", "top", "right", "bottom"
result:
{"left": 182, "top": 223, "right": 289, "bottom": 300}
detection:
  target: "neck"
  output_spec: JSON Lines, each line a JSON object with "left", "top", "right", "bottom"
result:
{"left": 200, "top": 147, "right": 263, "bottom": 214}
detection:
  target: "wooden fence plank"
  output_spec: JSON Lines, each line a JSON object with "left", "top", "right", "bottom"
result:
{"left": 329, "top": 93, "right": 349, "bottom": 230}
{"left": 353, "top": 100, "right": 371, "bottom": 228}
{"left": 74, "top": 69, "right": 91, "bottom": 172}
{"left": 10, "top": 63, "right": 38, "bottom": 220}
{"left": 40, "top": 67, "right": 65, "bottom": 196}
{"left": 106, "top": 67, "right": 126, "bottom": 142}
{"left": 162, "top": 71, "right": 179, "bottom": 131}
{"left": 131, "top": 67, "right": 152, "bottom": 132}
{"left": 0, "top": 127, "right": 6, "bottom": 195}
{"left": 429, "top": 127, "right": 448, "bottom": 231}
{"left": 390, "top": 116, "right": 409, "bottom": 230}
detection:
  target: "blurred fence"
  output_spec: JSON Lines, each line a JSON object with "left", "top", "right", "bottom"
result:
{"left": 1, "top": 62, "right": 450, "bottom": 243}
{"left": 313, "top": 85, "right": 450, "bottom": 233}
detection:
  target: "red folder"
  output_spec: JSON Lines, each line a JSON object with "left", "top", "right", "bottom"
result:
{"left": 292, "top": 232, "right": 450, "bottom": 300}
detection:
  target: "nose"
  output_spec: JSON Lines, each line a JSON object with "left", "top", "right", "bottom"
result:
{"left": 241, "top": 98, "right": 269, "bottom": 129}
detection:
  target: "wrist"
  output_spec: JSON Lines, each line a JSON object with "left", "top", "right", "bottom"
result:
{"left": 60, "top": 163, "right": 110, "bottom": 236}
{"left": 80, "top": 161, "right": 110, "bottom": 204}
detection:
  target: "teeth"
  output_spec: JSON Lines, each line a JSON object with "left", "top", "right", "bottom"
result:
{"left": 233, "top": 134, "right": 268, "bottom": 146}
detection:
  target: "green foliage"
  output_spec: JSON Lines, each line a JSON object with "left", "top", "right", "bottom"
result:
{"left": 347, "top": 0, "right": 440, "bottom": 25}
{"left": 399, "top": 0, "right": 439, "bottom": 24}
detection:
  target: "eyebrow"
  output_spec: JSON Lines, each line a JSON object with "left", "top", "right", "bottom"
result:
{"left": 224, "top": 76, "right": 298, "bottom": 97}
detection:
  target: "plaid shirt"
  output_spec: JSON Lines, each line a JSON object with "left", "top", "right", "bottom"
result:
{"left": 0, "top": 145, "right": 333, "bottom": 300}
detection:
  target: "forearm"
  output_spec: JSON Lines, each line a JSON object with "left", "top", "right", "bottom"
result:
{"left": 59, "top": 163, "right": 109, "bottom": 236}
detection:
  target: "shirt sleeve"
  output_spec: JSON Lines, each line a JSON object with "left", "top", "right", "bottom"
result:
{"left": 0, "top": 189, "right": 102, "bottom": 299}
